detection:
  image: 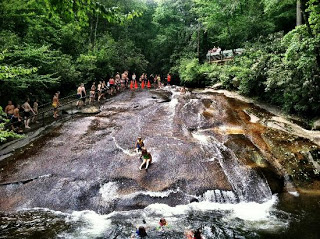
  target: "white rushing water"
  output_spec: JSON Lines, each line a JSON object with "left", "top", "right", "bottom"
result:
{"left": 99, "top": 181, "right": 182, "bottom": 203}
{"left": 55, "top": 195, "right": 288, "bottom": 238}
{"left": 192, "top": 131, "right": 273, "bottom": 203}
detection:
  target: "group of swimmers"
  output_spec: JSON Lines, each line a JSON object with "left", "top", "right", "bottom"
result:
{"left": 132, "top": 218, "right": 204, "bottom": 238}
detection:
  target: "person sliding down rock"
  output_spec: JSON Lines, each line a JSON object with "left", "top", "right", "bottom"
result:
{"left": 139, "top": 148, "right": 152, "bottom": 171}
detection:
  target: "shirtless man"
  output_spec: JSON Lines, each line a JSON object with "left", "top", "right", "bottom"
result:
{"left": 121, "top": 71, "right": 127, "bottom": 90}
{"left": 52, "top": 92, "right": 60, "bottom": 118}
{"left": 22, "top": 98, "right": 35, "bottom": 129}
{"left": 76, "top": 83, "right": 86, "bottom": 107}
{"left": 11, "top": 104, "right": 22, "bottom": 132}
{"left": 5, "top": 101, "right": 15, "bottom": 119}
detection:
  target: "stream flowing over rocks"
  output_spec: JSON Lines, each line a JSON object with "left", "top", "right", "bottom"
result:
{"left": 1, "top": 87, "right": 320, "bottom": 238}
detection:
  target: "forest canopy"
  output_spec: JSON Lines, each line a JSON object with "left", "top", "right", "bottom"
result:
{"left": 0, "top": 0, "right": 320, "bottom": 141}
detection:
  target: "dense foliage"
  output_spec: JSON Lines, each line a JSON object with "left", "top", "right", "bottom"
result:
{"left": 0, "top": 0, "right": 319, "bottom": 141}
{"left": 177, "top": 0, "right": 320, "bottom": 117}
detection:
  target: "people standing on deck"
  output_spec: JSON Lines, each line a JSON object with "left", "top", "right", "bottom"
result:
{"left": 22, "top": 98, "right": 35, "bottom": 129}
{"left": 5, "top": 101, "right": 15, "bottom": 119}
{"left": 52, "top": 92, "right": 60, "bottom": 118}
{"left": 32, "top": 99, "right": 39, "bottom": 123}
{"left": 139, "top": 148, "right": 152, "bottom": 170}
{"left": 89, "top": 82, "right": 96, "bottom": 104}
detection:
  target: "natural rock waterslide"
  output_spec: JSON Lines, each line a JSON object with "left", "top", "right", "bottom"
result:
{"left": 0, "top": 88, "right": 320, "bottom": 238}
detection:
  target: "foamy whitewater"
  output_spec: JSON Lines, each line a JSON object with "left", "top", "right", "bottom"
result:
{"left": 55, "top": 195, "right": 288, "bottom": 238}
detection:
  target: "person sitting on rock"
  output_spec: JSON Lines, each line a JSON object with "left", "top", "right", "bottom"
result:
{"left": 139, "top": 148, "right": 152, "bottom": 170}
{"left": 135, "top": 136, "right": 144, "bottom": 152}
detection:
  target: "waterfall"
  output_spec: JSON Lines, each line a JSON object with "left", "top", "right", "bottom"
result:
{"left": 193, "top": 132, "right": 273, "bottom": 203}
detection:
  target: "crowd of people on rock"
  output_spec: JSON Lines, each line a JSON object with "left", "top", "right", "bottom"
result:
{"left": 2, "top": 71, "right": 172, "bottom": 133}
{"left": 74, "top": 71, "right": 172, "bottom": 108}
{"left": 4, "top": 98, "right": 40, "bottom": 133}
{"left": 131, "top": 217, "right": 204, "bottom": 238}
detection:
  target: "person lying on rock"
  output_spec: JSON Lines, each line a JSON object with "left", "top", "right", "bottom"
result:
{"left": 139, "top": 148, "right": 152, "bottom": 170}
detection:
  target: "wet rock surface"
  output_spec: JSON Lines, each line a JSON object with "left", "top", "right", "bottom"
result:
{"left": 0, "top": 88, "right": 320, "bottom": 214}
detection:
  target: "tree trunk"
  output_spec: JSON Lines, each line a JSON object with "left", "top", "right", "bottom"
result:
{"left": 296, "top": 0, "right": 302, "bottom": 26}
{"left": 93, "top": 13, "right": 99, "bottom": 50}
{"left": 197, "top": 22, "right": 200, "bottom": 61}
{"left": 89, "top": 15, "right": 93, "bottom": 46}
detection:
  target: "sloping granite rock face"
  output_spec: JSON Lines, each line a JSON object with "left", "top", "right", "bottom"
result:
{"left": 0, "top": 88, "right": 319, "bottom": 212}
